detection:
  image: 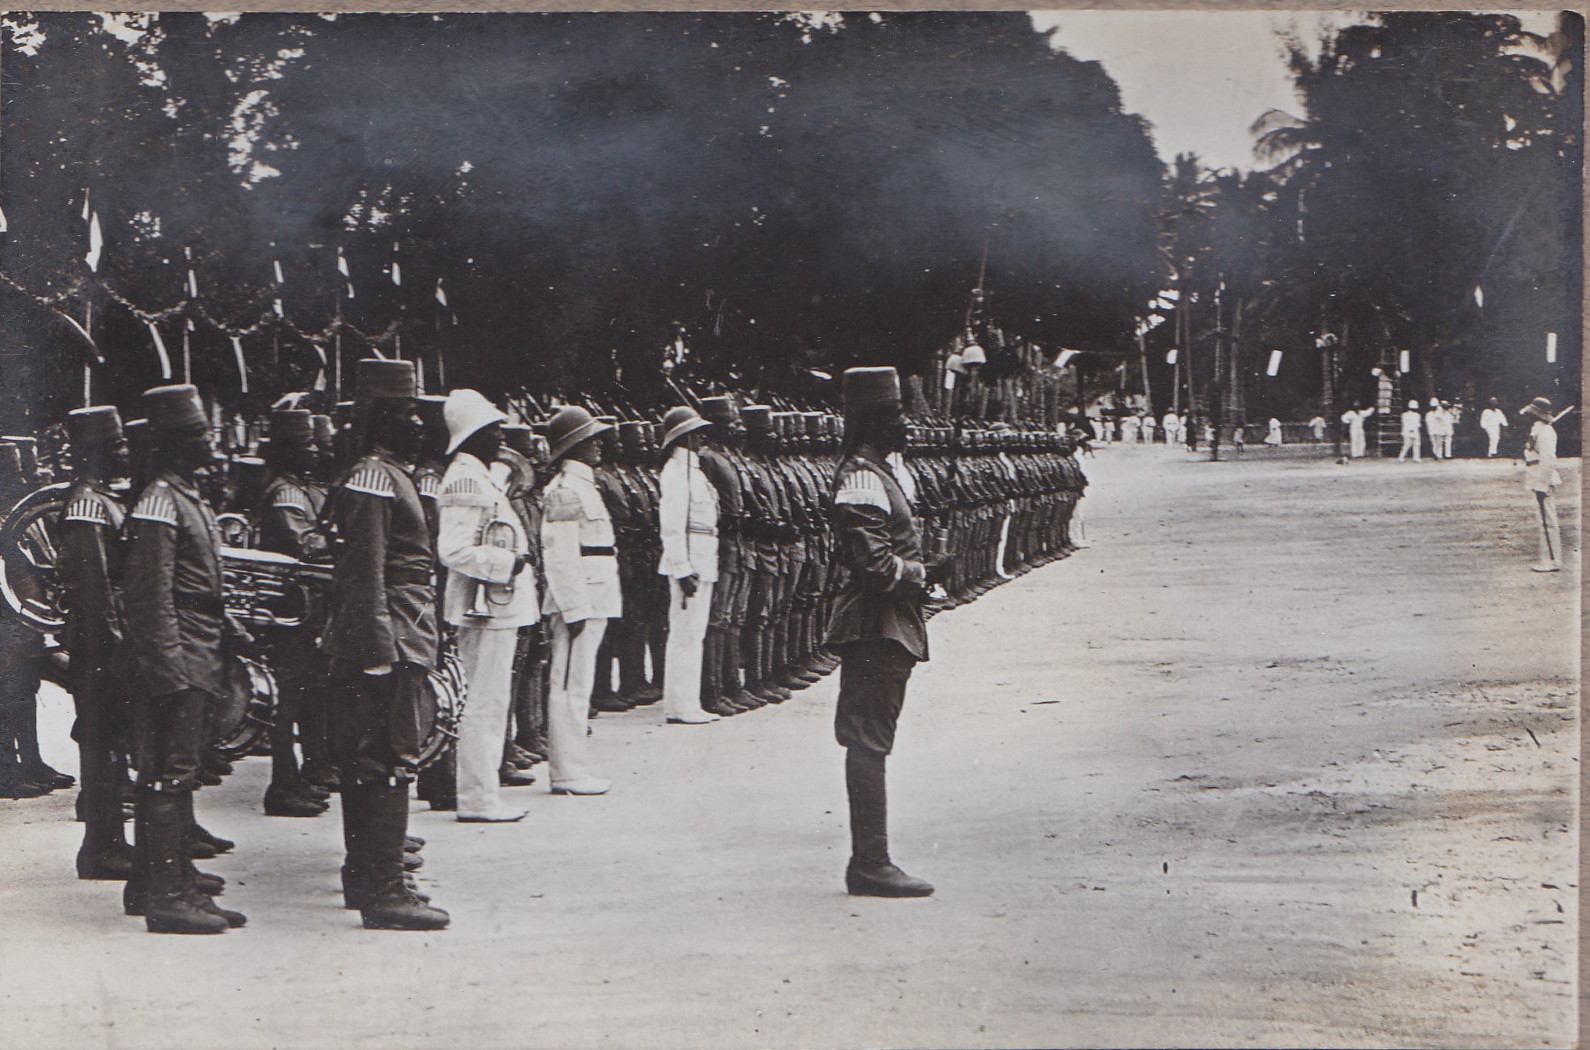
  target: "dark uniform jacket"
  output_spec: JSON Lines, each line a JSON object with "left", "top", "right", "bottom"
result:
{"left": 825, "top": 451, "right": 929, "bottom": 661}
{"left": 256, "top": 473, "right": 329, "bottom": 561}
{"left": 58, "top": 480, "right": 125, "bottom": 684}
{"left": 321, "top": 450, "right": 439, "bottom": 671}
{"left": 122, "top": 470, "right": 227, "bottom": 697}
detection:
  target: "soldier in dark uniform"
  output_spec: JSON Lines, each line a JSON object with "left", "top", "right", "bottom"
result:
{"left": 321, "top": 360, "right": 449, "bottom": 931}
{"left": 695, "top": 398, "right": 748, "bottom": 715}
{"left": 0, "top": 440, "right": 64, "bottom": 800}
{"left": 57, "top": 407, "right": 134, "bottom": 877}
{"left": 121, "top": 384, "right": 245, "bottom": 934}
{"left": 254, "top": 407, "right": 335, "bottom": 817}
{"left": 827, "top": 367, "right": 948, "bottom": 898}
{"left": 499, "top": 425, "right": 549, "bottom": 774}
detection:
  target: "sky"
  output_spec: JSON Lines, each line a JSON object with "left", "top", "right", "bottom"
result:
{"left": 1031, "top": 11, "right": 1564, "bottom": 172}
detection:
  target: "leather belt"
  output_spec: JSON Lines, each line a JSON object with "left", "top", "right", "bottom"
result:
{"left": 580, "top": 545, "right": 616, "bottom": 557}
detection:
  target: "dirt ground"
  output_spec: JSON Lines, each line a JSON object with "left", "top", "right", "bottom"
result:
{"left": 0, "top": 444, "right": 1578, "bottom": 1050}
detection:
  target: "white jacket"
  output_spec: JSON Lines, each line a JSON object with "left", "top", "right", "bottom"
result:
{"left": 539, "top": 459, "right": 622, "bottom": 623}
{"left": 657, "top": 446, "right": 720, "bottom": 582}
{"left": 1523, "top": 421, "right": 1563, "bottom": 492}
{"left": 437, "top": 452, "right": 539, "bottom": 629}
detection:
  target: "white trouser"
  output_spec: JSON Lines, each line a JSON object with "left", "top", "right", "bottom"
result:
{"left": 662, "top": 578, "right": 714, "bottom": 720}
{"left": 1485, "top": 428, "right": 1502, "bottom": 456}
{"left": 454, "top": 625, "right": 519, "bottom": 816}
{"left": 1438, "top": 434, "right": 1454, "bottom": 459}
{"left": 1398, "top": 434, "right": 1420, "bottom": 461}
{"left": 995, "top": 514, "right": 1014, "bottom": 578}
{"left": 1533, "top": 489, "right": 1563, "bottom": 568}
{"left": 547, "top": 614, "right": 608, "bottom": 786}
{"left": 1348, "top": 429, "right": 1366, "bottom": 458}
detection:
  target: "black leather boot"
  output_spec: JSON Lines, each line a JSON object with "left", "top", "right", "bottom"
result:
{"left": 358, "top": 784, "right": 449, "bottom": 931}
{"left": 844, "top": 749, "right": 932, "bottom": 898}
{"left": 139, "top": 792, "right": 230, "bottom": 934}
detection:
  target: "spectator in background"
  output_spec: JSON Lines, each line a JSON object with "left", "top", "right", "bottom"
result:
{"left": 1398, "top": 400, "right": 1423, "bottom": 462}
{"left": 1520, "top": 397, "right": 1565, "bottom": 573}
{"left": 1480, "top": 398, "right": 1508, "bottom": 457}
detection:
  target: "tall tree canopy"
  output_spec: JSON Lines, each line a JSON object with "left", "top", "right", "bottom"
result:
{"left": 0, "top": 12, "right": 1165, "bottom": 428}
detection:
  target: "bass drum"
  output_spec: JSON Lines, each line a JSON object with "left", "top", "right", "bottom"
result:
{"left": 211, "top": 651, "right": 277, "bottom": 761}
{"left": 418, "top": 642, "right": 467, "bottom": 769}
{"left": 0, "top": 484, "right": 71, "bottom": 634}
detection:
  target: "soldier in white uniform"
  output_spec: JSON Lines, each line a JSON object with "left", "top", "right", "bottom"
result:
{"left": 656, "top": 405, "right": 721, "bottom": 724}
{"left": 1520, "top": 397, "right": 1565, "bottom": 573}
{"left": 1480, "top": 398, "right": 1508, "bottom": 457}
{"left": 1397, "top": 400, "right": 1423, "bottom": 461}
{"left": 539, "top": 407, "right": 620, "bottom": 795}
{"left": 1424, "top": 398, "right": 1452, "bottom": 460}
{"left": 1340, "top": 404, "right": 1374, "bottom": 458}
{"left": 437, "top": 390, "right": 539, "bottom": 822}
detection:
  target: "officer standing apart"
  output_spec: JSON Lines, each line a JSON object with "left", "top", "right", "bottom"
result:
{"left": 1520, "top": 397, "right": 1565, "bottom": 573}
{"left": 1340, "top": 404, "right": 1374, "bottom": 459}
{"left": 437, "top": 390, "right": 536, "bottom": 822}
{"left": 656, "top": 405, "right": 720, "bottom": 725}
{"left": 827, "top": 367, "right": 949, "bottom": 898}
{"left": 121, "top": 385, "right": 244, "bottom": 934}
{"left": 539, "top": 407, "right": 620, "bottom": 795}
{"left": 57, "top": 406, "right": 134, "bottom": 879}
{"left": 320, "top": 360, "right": 450, "bottom": 930}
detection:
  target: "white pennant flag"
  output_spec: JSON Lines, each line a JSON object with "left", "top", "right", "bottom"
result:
{"left": 1266, "top": 349, "right": 1283, "bottom": 376}
{"left": 346, "top": 282, "right": 355, "bottom": 300}
{"left": 1546, "top": 331, "right": 1558, "bottom": 363}
{"left": 82, "top": 191, "right": 90, "bottom": 223}
{"left": 187, "top": 269, "right": 198, "bottom": 298}
{"left": 273, "top": 298, "right": 284, "bottom": 317}
{"left": 390, "top": 260, "right": 402, "bottom": 287}
{"left": 86, "top": 212, "right": 103, "bottom": 272}
{"left": 146, "top": 321, "right": 172, "bottom": 379}
{"left": 1473, "top": 285, "right": 1484, "bottom": 308}
{"left": 337, "top": 250, "right": 349, "bottom": 277}
{"left": 1165, "top": 348, "right": 1179, "bottom": 365}
{"left": 273, "top": 259, "right": 284, "bottom": 284}
{"left": 435, "top": 280, "right": 448, "bottom": 308}
{"left": 0, "top": 204, "right": 8, "bottom": 233}
{"left": 231, "top": 336, "right": 249, "bottom": 393}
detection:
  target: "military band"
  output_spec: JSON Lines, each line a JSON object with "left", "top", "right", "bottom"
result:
{"left": 0, "top": 362, "right": 1092, "bottom": 928}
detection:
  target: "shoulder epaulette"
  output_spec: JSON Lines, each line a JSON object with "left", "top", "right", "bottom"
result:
{"left": 271, "top": 485, "right": 314, "bottom": 514}
{"left": 418, "top": 474, "right": 442, "bottom": 499}
{"left": 131, "top": 483, "right": 179, "bottom": 526}
{"left": 63, "top": 495, "right": 111, "bottom": 526}
{"left": 344, "top": 465, "right": 395, "bottom": 498}
{"left": 834, "top": 466, "right": 889, "bottom": 510}
{"left": 543, "top": 485, "right": 583, "bottom": 522}
{"left": 442, "top": 476, "right": 482, "bottom": 496}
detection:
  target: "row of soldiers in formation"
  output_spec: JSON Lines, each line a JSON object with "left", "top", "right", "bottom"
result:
{"left": 0, "top": 359, "right": 1087, "bottom": 932}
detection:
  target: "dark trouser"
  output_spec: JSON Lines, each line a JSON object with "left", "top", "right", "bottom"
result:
{"left": 72, "top": 666, "right": 129, "bottom": 852}
{"left": 510, "top": 623, "right": 549, "bottom": 755}
{"left": 265, "top": 628, "right": 330, "bottom": 787}
{"left": 134, "top": 687, "right": 213, "bottom": 792}
{"left": 833, "top": 639, "right": 917, "bottom": 756}
{"left": 332, "top": 663, "right": 432, "bottom": 787}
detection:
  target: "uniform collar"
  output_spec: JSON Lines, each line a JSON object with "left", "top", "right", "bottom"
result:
{"left": 560, "top": 459, "right": 595, "bottom": 482}
{"left": 154, "top": 468, "right": 200, "bottom": 499}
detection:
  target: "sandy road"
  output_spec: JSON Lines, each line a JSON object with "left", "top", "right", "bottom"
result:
{"left": 0, "top": 445, "right": 1578, "bottom": 1049}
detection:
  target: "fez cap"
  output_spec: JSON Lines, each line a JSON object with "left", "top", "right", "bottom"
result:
{"left": 444, "top": 389, "right": 507, "bottom": 455}
{"left": 660, "top": 406, "right": 711, "bottom": 450}
{"left": 741, "top": 405, "right": 773, "bottom": 431}
{"left": 501, "top": 424, "right": 534, "bottom": 458}
{"left": 545, "top": 405, "right": 613, "bottom": 462}
{"left": 142, "top": 384, "right": 207, "bottom": 433}
{"left": 415, "top": 394, "right": 448, "bottom": 429}
{"left": 698, "top": 396, "right": 738, "bottom": 424}
{"left": 354, "top": 359, "right": 417, "bottom": 404}
{"left": 1521, "top": 397, "right": 1554, "bottom": 422}
{"left": 842, "top": 367, "right": 902, "bottom": 411}
{"left": 269, "top": 408, "right": 315, "bottom": 449}
{"left": 67, "top": 406, "right": 123, "bottom": 450}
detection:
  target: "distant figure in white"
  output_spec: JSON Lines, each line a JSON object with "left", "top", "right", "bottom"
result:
{"left": 1264, "top": 418, "right": 1283, "bottom": 446}
{"left": 1139, "top": 413, "right": 1155, "bottom": 445}
{"left": 1479, "top": 398, "right": 1508, "bottom": 457}
{"left": 1161, "top": 410, "right": 1181, "bottom": 447}
{"left": 1307, "top": 415, "right": 1326, "bottom": 442}
{"left": 1397, "top": 400, "right": 1423, "bottom": 462}
{"left": 1520, "top": 397, "right": 1564, "bottom": 572}
{"left": 1424, "top": 398, "right": 1453, "bottom": 460}
{"left": 1119, "top": 414, "right": 1139, "bottom": 445}
{"left": 1340, "top": 405, "right": 1375, "bottom": 459}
